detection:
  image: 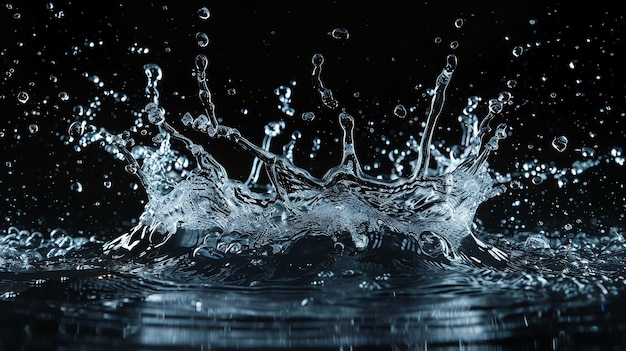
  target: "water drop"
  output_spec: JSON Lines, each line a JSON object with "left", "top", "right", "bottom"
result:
{"left": 70, "top": 181, "right": 83, "bottom": 193}
{"left": 181, "top": 112, "right": 194, "bottom": 126}
{"left": 197, "top": 7, "right": 211, "bottom": 20}
{"left": 449, "top": 40, "right": 459, "bottom": 50}
{"left": 454, "top": 18, "right": 464, "bottom": 29}
{"left": 301, "top": 111, "right": 316, "bottom": 121}
{"left": 145, "top": 102, "right": 165, "bottom": 125}
{"left": 196, "top": 32, "right": 210, "bottom": 48}
{"left": 393, "top": 104, "right": 407, "bottom": 118}
{"left": 418, "top": 231, "right": 448, "bottom": 258}
{"left": 58, "top": 92, "right": 69, "bottom": 101}
{"left": 68, "top": 121, "right": 85, "bottom": 139}
{"left": 512, "top": 46, "right": 524, "bottom": 57}
{"left": 125, "top": 164, "right": 138, "bottom": 174}
{"left": 28, "top": 124, "right": 39, "bottom": 134}
{"left": 488, "top": 99, "right": 503, "bottom": 114}
{"left": 551, "top": 135, "right": 568, "bottom": 152}
{"left": 531, "top": 176, "right": 543, "bottom": 185}
{"left": 16, "top": 91, "right": 29, "bottom": 104}
{"left": 192, "top": 114, "right": 209, "bottom": 132}
{"left": 329, "top": 28, "right": 350, "bottom": 40}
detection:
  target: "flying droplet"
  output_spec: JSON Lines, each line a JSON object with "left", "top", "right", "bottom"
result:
{"left": 17, "top": 91, "right": 29, "bottom": 104}
{"left": 329, "top": 28, "right": 350, "bottom": 40}
{"left": 512, "top": 46, "right": 524, "bottom": 58}
{"left": 68, "top": 121, "right": 85, "bottom": 139}
{"left": 393, "top": 104, "right": 407, "bottom": 118}
{"left": 58, "top": 91, "right": 69, "bottom": 101}
{"left": 28, "top": 124, "right": 39, "bottom": 134}
{"left": 454, "top": 18, "right": 464, "bottom": 29}
{"left": 551, "top": 135, "right": 568, "bottom": 152}
{"left": 301, "top": 111, "right": 316, "bottom": 121}
{"left": 197, "top": 7, "right": 211, "bottom": 20}
{"left": 196, "top": 32, "right": 209, "bottom": 48}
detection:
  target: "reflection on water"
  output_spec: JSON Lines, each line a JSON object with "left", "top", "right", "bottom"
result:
{"left": 1, "top": 2, "right": 625, "bottom": 350}
{"left": 1, "top": 267, "right": 625, "bottom": 350}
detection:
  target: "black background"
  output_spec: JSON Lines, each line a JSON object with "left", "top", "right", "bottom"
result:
{"left": 1, "top": 1, "right": 624, "bottom": 240}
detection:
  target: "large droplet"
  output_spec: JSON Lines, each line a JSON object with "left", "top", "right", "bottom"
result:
{"left": 551, "top": 135, "right": 568, "bottom": 152}
{"left": 329, "top": 28, "right": 350, "bottom": 40}
{"left": 197, "top": 7, "right": 211, "bottom": 20}
{"left": 16, "top": 91, "right": 29, "bottom": 104}
{"left": 512, "top": 46, "right": 524, "bottom": 57}
{"left": 196, "top": 32, "right": 210, "bottom": 48}
{"left": 393, "top": 104, "right": 407, "bottom": 118}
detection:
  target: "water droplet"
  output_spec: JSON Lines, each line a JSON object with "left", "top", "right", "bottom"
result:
{"left": 58, "top": 91, "right": 69, "bottom": 101}
{"left": 16, "top": 91, "right": 29, "bottom": 104}
{"left": 454, "top": 18, "right": 464, "bottom": 28}
{"left": 531, "top": 176, "right": 543, "bottom": 185}
{"left": 197, "top": 7, "right": 211, "bottom": 20}
{"left": 145, "top": 102, "right": 165, "bottom": 125}
{"left": 45, "top": 2, "right": 54, "bottom": 11}
{"left": 70, "top": 181, "right": 83, "bottom": 193}
{"left": 551, "top": 135, "right": 568, "bottom": 152}
{"left": 125, "top": 164, "right": 138, "bottom": 174}
{"left": 28, "top": 124, "right": 39, "bottom": 134}
{"left": 418, "top": 231, "right": 448, "bottom": 258}
{"left": 329, "top": 28, "right": 350, "bottom": 40}
{"left": 449, "top": 40, "right": 459, "bottom": 50}
{"left": 68, "top": 121, "right": 85, "bottom": 139}
{"left": 512, "top": 46, "right": 524, "bottom": 57}
{"left": 506, "top": 79, "right": 517, "bottom": 89}
{"left": 181, "top": 112, "right": 193, "bottom": 126}
{"left": 192, "top": 114, "right": 209, "bottom": 132}
{"left": 393, "top": 104, "right": 407, "bottom": 118}
{"left": 301, "top": 111, "right": 316, "bottom": 121}
{"left": 196, "top": 32, "right": 209, "bottom": 48}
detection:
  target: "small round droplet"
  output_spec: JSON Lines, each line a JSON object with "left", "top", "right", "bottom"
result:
{"left": 68, "top": 121, "right": 85, "bottom": 138}
{"left": 58, "top": 91, "right": 69, "bottom": 101}
{"left": 512, "top": 46, "right": 524, "bottom": 57}
{"left": 28, "top": 124, "right": 39, "bottom": 134}
{"left": 125, "top": 164, "right": 138, "bottom": 174}
{"left": 551, "top": 135, "right": 568, "bottom": 152}
{"left": 197, "top": 7, "right": 211, "bottom": 20}
{"left": 17, "top": 91, "right": 29, "bottom": 104}
{"left": 196, "top": 32, "right": 209, "bottom": 48}
{"left": 70, "top": 181, "right": 83, "bottom": 193}
{"left": 531, "top": 176, "right": 543, "bottom": 185}
{"left": 301, "top": 111, "right": 316, "bottom": 121}
{"left": 145, "top": 102, "right": 165, "bottom": 125}
{"left": 393, "top": 104, "right": 407, "bottom": 118}
{"left": 449, "top": 40, "right": 459, "bottom": 50}
{"left": 454, "top": 18, "right": 464, "bottom": 29}
{"left": 329, "top": 28, "right": 350, "bottom": 40}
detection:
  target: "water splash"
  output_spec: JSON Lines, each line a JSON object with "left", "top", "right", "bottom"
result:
{"left": 70, "top": 52, "right": 517, "bottom": 270}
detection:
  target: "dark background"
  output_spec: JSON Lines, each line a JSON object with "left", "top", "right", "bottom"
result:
{"left": 1, "top": 1, "right": 624, "bottom": 240}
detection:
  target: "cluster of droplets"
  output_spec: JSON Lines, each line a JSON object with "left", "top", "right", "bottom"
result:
{"left": 0, "top": 226, "right": 95, "bottom": 268}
